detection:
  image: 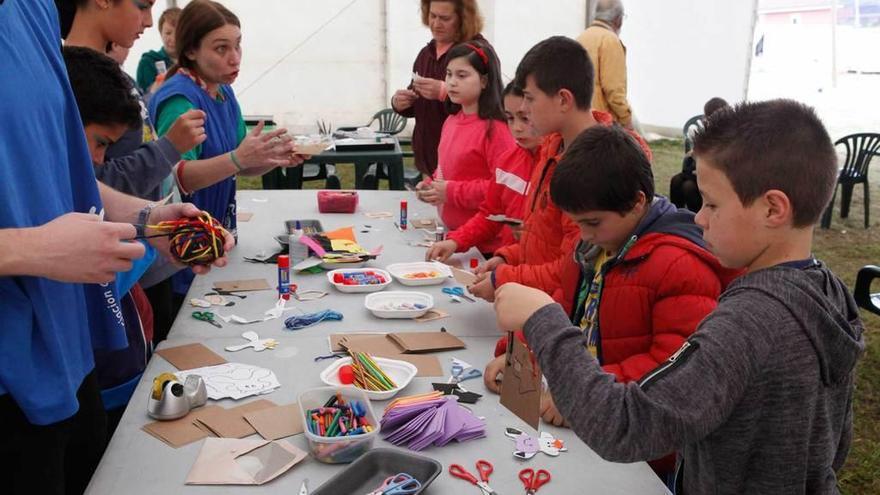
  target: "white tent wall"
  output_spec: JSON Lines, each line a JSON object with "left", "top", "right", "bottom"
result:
{"left": 622, "top": 0, "right": 758, "bottom": 135}
{"left": 123, "top": 1, "right": 758, "bottom": 137}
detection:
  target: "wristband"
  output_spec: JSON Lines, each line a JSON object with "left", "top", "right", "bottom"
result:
{"left": 136, "top": 203, "right": 157, "bottom": 238}
{"left": 230, "top": 150, "right": 244, "bottom": 172}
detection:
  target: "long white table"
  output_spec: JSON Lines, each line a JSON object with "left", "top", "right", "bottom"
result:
{"left": 85, "top": 190, "right": 671, "bottom": 495}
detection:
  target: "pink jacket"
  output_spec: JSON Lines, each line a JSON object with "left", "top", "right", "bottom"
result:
{"left": 434, "top": 112, "right": 517, "bottom": 253}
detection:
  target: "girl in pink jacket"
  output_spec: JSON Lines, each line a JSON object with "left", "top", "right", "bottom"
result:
{"left": 415, "top": 39, "right": 516, "bottom": 255}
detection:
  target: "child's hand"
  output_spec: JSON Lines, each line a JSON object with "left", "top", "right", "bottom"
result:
{"left": 540, "top": 390, "right": 569, "bottom": 427}
{"left": 468, "top": 273, "right": 495, "bottom": 302}
{"left": 475, "top": 255, "right": 506, "bottom": 275}
{"left": 425, "top": 239, "right": 457, "bottom": 262}
{"left": 483, "top": 354, "right": 505, "bottom": 394}
{"left": 494, "top": 283, "right": 555, "bottom": 332}
{"left": 417, "top": 180, "right": 447, "bottom": 205}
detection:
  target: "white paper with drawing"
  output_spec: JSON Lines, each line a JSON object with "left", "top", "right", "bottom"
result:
{"left": 176, "top": 363, "right": 280, "bottom": 400}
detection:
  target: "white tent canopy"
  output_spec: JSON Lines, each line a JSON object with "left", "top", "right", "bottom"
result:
{"left": 124, "top": 0, "right": 758, "bottom": 136}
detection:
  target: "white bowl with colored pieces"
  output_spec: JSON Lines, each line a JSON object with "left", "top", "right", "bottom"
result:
{"left": 364, "top": 291, "right": 433, "bottom": 319}
{"left": 385, "top": 262, "right": 451, "bottom": 286}
{"left": 319, "top": 357, "right": 417, "bottom": 400}
{"left": 326, "top": 268, "right": 392, "bottom": 294}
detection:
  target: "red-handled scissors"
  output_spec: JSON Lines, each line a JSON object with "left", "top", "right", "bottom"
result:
{"left": 449, "top": 460, "right": 497, "bottom": 495}
{"left": 519, "top": 468, "right": 551, "bottom": 494}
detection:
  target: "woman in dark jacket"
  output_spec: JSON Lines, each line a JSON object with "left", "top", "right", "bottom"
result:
{"left": 391, "top": 0, "right": 488, "bottom": 177}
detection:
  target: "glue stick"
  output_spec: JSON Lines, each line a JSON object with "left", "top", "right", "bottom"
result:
{"left": 399, "top": 200, "right": 408, "bottom": 230}
{"left": 277, "top": 255, "right": 290, "bottom": 300}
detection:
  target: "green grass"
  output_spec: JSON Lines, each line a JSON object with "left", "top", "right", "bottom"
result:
{"left": 240, "top": 139, "right": 879, "bottom": 492}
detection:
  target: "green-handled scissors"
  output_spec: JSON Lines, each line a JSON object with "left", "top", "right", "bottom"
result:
{"left": 192, "top": 311, "right": 222, "bottom": 328}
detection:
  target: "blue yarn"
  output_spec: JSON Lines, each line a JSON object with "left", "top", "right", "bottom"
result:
{"left": 284, "top": 309, "right": 344, "bottom": 330}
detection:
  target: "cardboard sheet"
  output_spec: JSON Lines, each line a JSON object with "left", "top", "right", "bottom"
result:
{"left": 186, "top": 438, "right": 307, "bottom": 485}
{"left": 243, "top": 404, "right": 304, "bottom": 441}
{"left": 155, "top": 343, "right": 227, "bottom": 371}
{"left": 142, "top": 406, "right": 221, "bottom": 448}
{"left": 500, "top": 333, "right": 541, "bottom": 430}
{"left": 193, "top": 399, "right": 277, "bottom": 438}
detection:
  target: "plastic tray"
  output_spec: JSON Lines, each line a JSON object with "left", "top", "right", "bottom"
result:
{"left": 386, "top": 262, "right": 451, "bottom": 286}
{"left": 320, "top": 357, "right": 416, "bottom": 400}
{"left": 298, "top": 386, "right": 379, "bottom": 464}
{"left": 326, "top": 268, "right": 391, "bottom": 293}
{"left": 364, "top": 291, "right": 433, "bottom": 319}
{"left": 311, "top": 448, "right": 442, "bottom": 495}
{"left": 284, "top": 219, "right": 324, "bottom": 235}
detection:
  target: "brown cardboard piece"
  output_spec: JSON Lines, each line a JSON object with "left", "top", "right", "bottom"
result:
{"left": 213, "top": 279, "right": 272, "bottom": 292}
{"left": 193, "top": 400, "right": 277, "bottom": 438}
{"left": 500, "top": 333, "right": 541, "bottom": 430}
{"left": 243, "top": 404, "right": 304, "bottom": 441}
{"left": 142, "top": 405, "right": 221, "bottom": 448}
{"left": 388, "top": 330, "right": 465, "bottom": 353}
{"left": 451, "top": 267, "right": 477, "bottom": 286}
{"left": 410, "top": 218, "right": 438, "bottom": 230}
{"left": 156, "top": 343, "right": 227, "bottom": 371}
{"left": 185, "top": 438, "right": 307, "bottom": 485}
{"left": 236, "top": 212, "right": 254, "bottom": 222}
{"left": 330, "top": 334, "right": 445, "bottom": 377}
{"left": 415, "top": 309, "right": 450, "bottom": 323}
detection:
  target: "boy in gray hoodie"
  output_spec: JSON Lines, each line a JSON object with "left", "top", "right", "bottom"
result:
{"left": 494, "top": 99, "right": 865, "bottom": 494}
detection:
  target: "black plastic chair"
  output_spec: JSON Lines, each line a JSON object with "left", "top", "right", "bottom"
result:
{"left": 854, "top": 265, "right": 880, "bottom": 316}
{"left": 821, "top": 133, "right": 880, "bottom": 229}
{"left": 683, "top": 114, "right": 704, "bottom": 154}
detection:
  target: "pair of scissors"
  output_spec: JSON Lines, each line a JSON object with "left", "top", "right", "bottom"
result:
{"left": 191, "top": 311, "right": 222, "bottom": 328}
{"left": 449, "top": 363, "right": 483, "bottom": 385}
{"left": 442, "top": 286, "right": 475, "bottom": 302}
{"left": 519, "top": 468, "right": 551, "bottom": 494}
{"left": 449, "top": 460, "right": 497, "bottom": 494}
{"left": 365, "top": 473, "right": 421, "bottom": 495}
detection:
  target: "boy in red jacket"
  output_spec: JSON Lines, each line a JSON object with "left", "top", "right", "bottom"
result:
{"left": 469, "top": 36, "right": 651, "bottom": 305}
{"left": 488, "top": 125, "right": 738, "bottom": 476}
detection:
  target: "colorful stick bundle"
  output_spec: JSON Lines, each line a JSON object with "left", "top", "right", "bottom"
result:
{"left": 146, "top": 212, "right": 225, "bottom": 265}
{"left": 306, "top": 393, "right": 372, "bottom": 437}
{"left": 348, "top": 351, "right": 397, "bottom": 391}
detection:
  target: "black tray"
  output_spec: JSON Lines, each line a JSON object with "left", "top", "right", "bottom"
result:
{"left": 312, "top": 448, "right": 442, "bottom": 495}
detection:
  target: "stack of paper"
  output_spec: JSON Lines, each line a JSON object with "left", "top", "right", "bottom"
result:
{"left": 175, "top": 363, "right": 280, "bottom": 400}
{"left": 380, "top": 392, "right": 485, "bottom": 451}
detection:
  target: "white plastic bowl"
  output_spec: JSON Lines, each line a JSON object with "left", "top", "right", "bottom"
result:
{"left": 386, "top": 262, "right": 451, "bottom": 286}
{"left": 326, "top": 268, "right": 392, "bottom": 293}
{"left": 364, "top": 291, "right": 433, "bottom": 319}
{"left": 319, "top": 357, "right": 417, "bottom": 400}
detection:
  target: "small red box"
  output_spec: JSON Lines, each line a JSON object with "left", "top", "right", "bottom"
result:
{"left": 317, "top": 190, "right": 359, "bottom": 214}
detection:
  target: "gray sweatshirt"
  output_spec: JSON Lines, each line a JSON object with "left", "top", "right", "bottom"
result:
{"left": 524, "top": 262, "right": 864, "bottom": 494}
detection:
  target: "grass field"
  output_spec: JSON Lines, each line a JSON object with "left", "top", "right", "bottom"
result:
{"left": 239, "top": 139, "right": 879, "bottom": 493}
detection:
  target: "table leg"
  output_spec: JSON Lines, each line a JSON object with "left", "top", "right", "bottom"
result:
{"left": 388, "top": 157, "right": 405, "bottom": 191}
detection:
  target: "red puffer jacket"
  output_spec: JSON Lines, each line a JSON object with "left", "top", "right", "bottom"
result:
{"left": 493, "top": 111, "right": 652, "bottom": 308}
{"left": 494, "top": 198, "right": 741, "bottom": 383}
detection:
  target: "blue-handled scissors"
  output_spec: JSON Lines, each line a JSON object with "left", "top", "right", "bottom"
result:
{"left": 450, "top": 363, "right": 483, "bottom": 385}
{"left": 442, "top": 286, "right": 475, "bottom": 302}
{"left": 365, "top": 473, "right": 422, "bottom": 495}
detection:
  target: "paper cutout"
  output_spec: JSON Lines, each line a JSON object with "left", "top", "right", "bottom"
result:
{"left": 432, "top": 383, "right": 482, "bottom": 404}
{"left": 225, "top": 331, "right": 279, "bottom": 352}
{"left": 142, "top": 405, "right": 221, "bottom": 448}
{"left": 364, "top": 211, "right": 393, "bottom": 219}
{"left": 186, "top": 438, "right": 307, "bottom": 485}
{"left": 176, "top": 363, "right": 280, "bottom": 401}
{"left": 451, "top": 267, "right": 477, "bottom": 286}
{"left": 414, "top": 309, "right": 449, "bottom": 323}
{"left": 323, "top": 226, "right": 356, "bottom": 241}
{"left": 213, "top": 279, "right": 272, "bottom": 293}
{"left": 500, "top": 333, "right": 541, "bottom": 430}
{"left": 237, "top": 212, "right": 254, "bottom": 222}
{"left": 504, "top": 427, "right": 568, "bottom": 460}
{"left": 193, "top": 400, "right": 277, "bottom": 438}
{"left": 381, "top": 394, "right": 485, "bottom": 451}
{"left": 156, "top": 343, "right": 227, "bottom": 371}
{"left": 244, "top": 404, "right": 304, "bottom": 441}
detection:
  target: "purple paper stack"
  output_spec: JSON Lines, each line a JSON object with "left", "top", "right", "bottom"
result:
{"left": 380, "top": 395, "right": 486, "bottom": 451}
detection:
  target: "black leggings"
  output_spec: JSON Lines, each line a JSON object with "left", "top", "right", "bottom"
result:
{"left": 0, "top": 371, "right": 107, "bottom": 495}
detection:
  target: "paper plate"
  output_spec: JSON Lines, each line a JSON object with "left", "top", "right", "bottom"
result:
{"left": 364, "top": 291, "right": 433, "bottom": 319}
{"left": 320, "top": 357, "right": 416, "bottom": 400}
{"left": 326, "top": 268, "right": 392, "bottom": 294}
{"left": 386, "top": 262, "right": 451, "bottom": 286}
